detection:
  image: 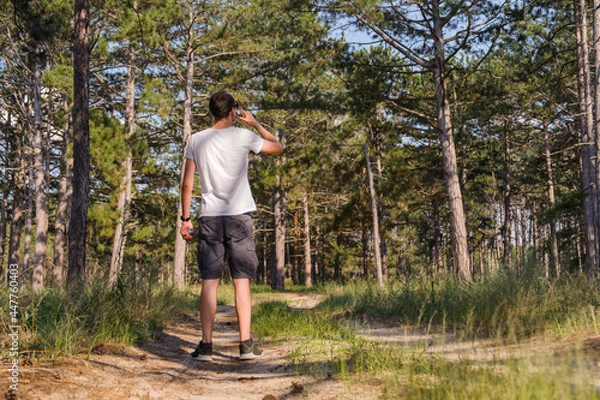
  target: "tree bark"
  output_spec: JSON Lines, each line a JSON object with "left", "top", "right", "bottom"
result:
{"left": 544, "top": 127, "right": 561, "bottom": 277}
{"left": 109, "top": 45, "right": 135, "bottom": 285}
{"left": 8, "top": 140, "right": 27, "bottom": 278}
{"left": 32, "top": 58, "right": 48, "bottom": 291}
{"left": 575, "top": 0, "right": 599, "bottom": 273}
{"left": 431, "top": 198, "right": 444, "bottom": 274}
{"left": 293, "top": 211, "right": 300, "bottom": 285}
{"left": 173, "top": 37, "right": 195, "bottom": 290}
{"left": 271, "top": 186, "right": 286, "bottom": 290}
{"left": 365, "top": 143, "right": 384, "bottom": 289}
{"left": 67, "top": 0, "right": 90, "bottom": 287}
{"left": 23, "top": 169, "right": 33, "bottom": 282}
{"left": 8, "top": 205, "right": 24, "bottom": 278}
{"left": 376, "top": 155, "right": 388, "bottom": 281}
{"left": 315, "top": 225, "right": 322, "bottom": 284}
{"left": 502, "top": 129, "right": 512, "bottom": 269}
{"left": 593, "top": 0, "right": 600, "bottom": 270}
{"left": 303, "top": 192, "right": 312, "bottom": 288}
{"left": 53, "top": 99, "right": 73, "bottom": 287}
{"left": 432, "top": 1, "right": 471, "bottom": 280}
{"left": 270, "top": 129, "right": 286, "bottom": 290}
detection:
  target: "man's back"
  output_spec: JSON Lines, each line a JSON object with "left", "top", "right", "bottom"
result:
{"left": 185, "top": 126, "right": 263, "bottom": 217}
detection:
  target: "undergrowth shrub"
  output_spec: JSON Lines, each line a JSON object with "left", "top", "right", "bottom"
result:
{"left": 1, "top": 276, "right": 195, "bottom": 357}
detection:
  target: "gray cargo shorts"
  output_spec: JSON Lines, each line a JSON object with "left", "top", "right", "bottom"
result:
{"left": 197, "top": 214, "right": 259, "bottom": 280}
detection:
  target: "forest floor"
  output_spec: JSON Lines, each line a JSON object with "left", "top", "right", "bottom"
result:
{"left": 10, "top": 292, "right": 600, "bottom": 400}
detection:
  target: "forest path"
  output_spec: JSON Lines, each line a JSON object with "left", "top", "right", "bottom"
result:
{"left": 14, "top": 292, "right": 600, "bottom": 399}
{"left": 17, "top": 292, "right": 371, "bottom": 400}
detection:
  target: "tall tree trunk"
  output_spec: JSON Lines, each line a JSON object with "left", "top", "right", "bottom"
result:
{"left": 271, "top": 186, "right": 286, "bottom": 290}
{"left": 23, "top": 169, "right": 33, "bottom": 282}
{"left": 32, "top": 58, "right": 48, "bottom": 291}
{"left": 577, "top": 225, "right": 584, "bottom": 273}
{"left": 575, "top": 0, "right": 599, "bottom": 273}
{"left": 292, "top": 211, "right": 300, "bottom": 285}
{"left": 431, "top": 198, "right": 444, "bottom": 274}
{"left": 544, "top": 127, "right": 561, "bottom": 277}
{"left": 270, "top": 130, "right": 286, "bottom": 290}
{"left": 8, "top": 140, "right": 27, "bottom": 277}
{"left": 502, "top": 130, "right": 512, "bottom": 269}
{"left": 376, "top": 156, "right": 388, "bottom": 281}
{"left": 173, "top": 39, "right": 194, "bottom": 290}
{"left": 365, "top": 142, "right": 384, "bottom": 289}
{"left": 53, "top": 100, "right": 73, "bottom": 287}
{"left": 361, "top": 220, "right": 368, "bottom": 278}
{"left": 67, "top": 0, "right": 90, "bottom": 287}
{"left": 334, "top": 234, "right": 342, "bottom": 281}
{"left": 262, "top": 221, "right": 269, "bottom": 285}
{"left": 303, "top": 192, "right": 312, "bottom": 288}
{"left": 515, "top": 208, "right": 523, "bottom": 272}
{"left": 315, "top": 225, "right": 322, "bottom": 284}
{"left": 109, "top": 45, "right": 135, "bottom": 285}
{"left": 478, "top": 243, "right": 485, "bottom": 280}
{"left": 593, "top": 0, "right": 600, "bottom": 269}
{"left": 432, "top": 2, "right": 470, "bottom": 280}
{"left": 8, "top": 206, "right": 24, "bottom": 278}
{"left": 543, "top": 230, "right": 550, "bottom": 278}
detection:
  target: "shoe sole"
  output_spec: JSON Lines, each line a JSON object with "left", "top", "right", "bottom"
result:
{"left": 239, "top": 353, "right": 263, "bottom": 360}
{"left": 191, "top": 354, "right": 213, "bottom": 362}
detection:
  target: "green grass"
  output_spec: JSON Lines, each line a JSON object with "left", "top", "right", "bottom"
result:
{"left": 3, "top": 269, "right": 599, "bottom": 398}
{"left": 1, "top": 276, "right": 195, "bottom": 357}
{"left": 315, "top": 272, "right": 600, "bottom": 340}
{"left": 383, "top": 350, "right": 600, "bottom": 400}
{"left": 251, "top": 272, "right": 600, "bottom": 398}
{"left": 252, "top": 300, "right": 354, "bottom": 342}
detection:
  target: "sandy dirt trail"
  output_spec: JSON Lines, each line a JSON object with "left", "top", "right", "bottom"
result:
{"left": 10, "top": 292, "right": 600, "bottom": 399}
{"left": 14, "top": 293, "right": 375, "bottom": 400}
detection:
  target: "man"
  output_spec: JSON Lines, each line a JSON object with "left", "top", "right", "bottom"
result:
{"left": 179, "top": 90, "right": 283, "bottom": 362}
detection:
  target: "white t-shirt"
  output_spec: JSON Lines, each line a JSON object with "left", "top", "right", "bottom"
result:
{"left": 185, "top": 126, "right": 264, "bottom": 216}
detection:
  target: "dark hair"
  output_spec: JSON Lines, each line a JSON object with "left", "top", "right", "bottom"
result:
{"left": 209, "top": 90, "right": 236, "bottom": 120}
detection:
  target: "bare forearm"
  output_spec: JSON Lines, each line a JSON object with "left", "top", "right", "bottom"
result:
{"left": 180, "top": 182, "right": 193, "bottom": 218}
{"left": 179, "top": 159, "right": 196, "bottom": 240}
{"left": 180, "top": 159, "right": 196, "bottom": 219}
{"left": 251, "top": 121, "right": 279, "bottom": 144}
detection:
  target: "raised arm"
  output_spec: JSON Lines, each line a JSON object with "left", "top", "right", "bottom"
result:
{"left": 238, "top": 110, "right": 283, "bottom": 155}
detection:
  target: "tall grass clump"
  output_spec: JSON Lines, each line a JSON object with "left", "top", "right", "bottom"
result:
{"left": 316, "top": 271, "right": 600, "bottom": 341}
{"left": 2, "top": 275, "right": 195, "bottom": 357}
{"left": 316, "top": 275, "right": 600, "bottom": 399}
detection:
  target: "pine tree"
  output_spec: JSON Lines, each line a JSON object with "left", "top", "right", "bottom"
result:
{"left": 68, "top": 0, "right": 91, "bottom": 287}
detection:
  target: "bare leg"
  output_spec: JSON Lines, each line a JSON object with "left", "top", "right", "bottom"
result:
{"left": 200, "top": 279, "right": 220, "bottom": 343}
{"left": 233, "top": 278, "right": 252, "bottom": 341}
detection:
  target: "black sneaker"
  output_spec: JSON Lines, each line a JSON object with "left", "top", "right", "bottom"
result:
{"left": 191, "top": 341, "right": 212, "bottom": 362}
{"left": 239, "top": 339, "right": 263, "bottom": 360}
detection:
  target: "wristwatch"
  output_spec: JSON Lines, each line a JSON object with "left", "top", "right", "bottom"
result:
{"left": 180, "top": 215, "right": 191, "bottom": 222}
